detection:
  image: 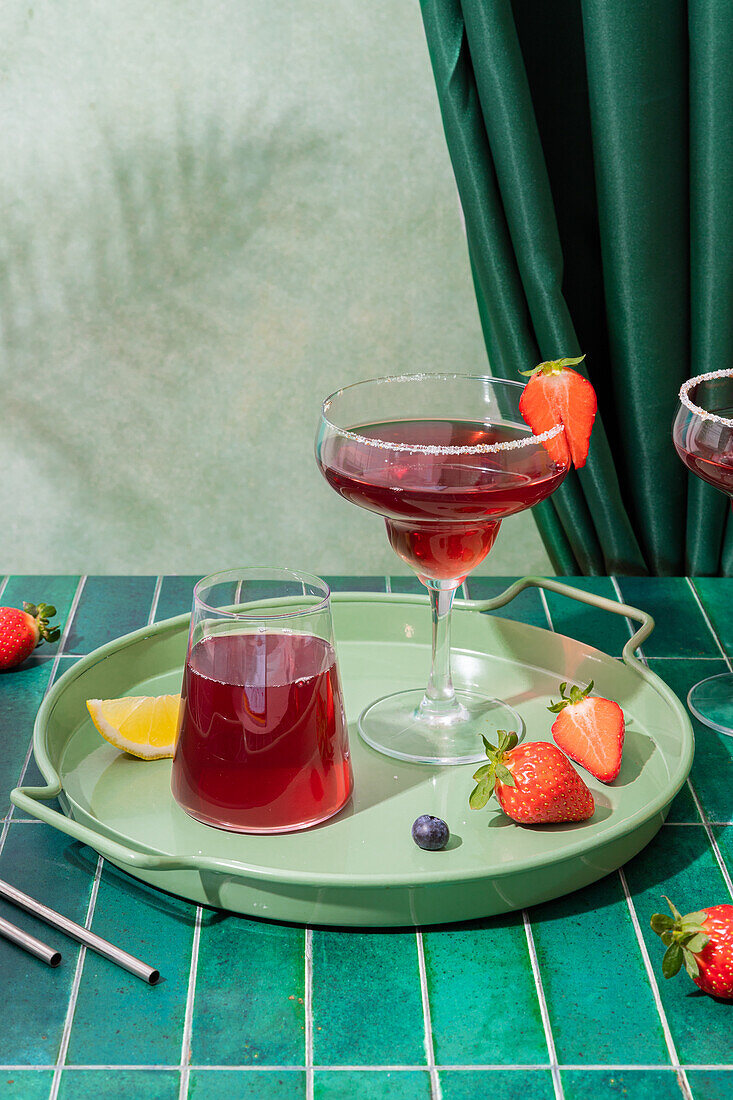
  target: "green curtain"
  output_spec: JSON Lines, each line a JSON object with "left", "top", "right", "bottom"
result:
{"left": 420, "top": 0, "right": 733, "bottom": 576}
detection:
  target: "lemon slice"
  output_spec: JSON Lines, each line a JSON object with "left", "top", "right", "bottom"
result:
{"left": 86, "top": 695, "right": 181, "bottom": 759}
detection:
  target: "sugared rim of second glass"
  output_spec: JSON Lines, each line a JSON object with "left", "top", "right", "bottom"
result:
{"left": 320, "top": 372, "right": 565, "bottom": 455}
{"left": 193, "top": 567, "right": 331, "bottom": 620}
{"left": 679, "top": 368, "right": 733, "bottom": 427}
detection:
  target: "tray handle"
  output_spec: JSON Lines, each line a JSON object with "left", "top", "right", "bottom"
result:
{"left": 462, "top": 575, "right": 654, "bottom": 669}
{"left": 10, "top": 785, "right": 251, "bottom": 874}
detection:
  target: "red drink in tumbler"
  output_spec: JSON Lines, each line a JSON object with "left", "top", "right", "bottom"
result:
{"left": 171, "top": 632, "right": 352, "bottom": 833}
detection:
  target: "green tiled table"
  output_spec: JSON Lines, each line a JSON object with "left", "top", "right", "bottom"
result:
{"left": 1, "top": 574, "right": 732, "bottom": 1100}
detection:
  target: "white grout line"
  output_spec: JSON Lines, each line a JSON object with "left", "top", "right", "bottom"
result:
{"left": 0, "top": 575, "right": 87, "bottom": 860}
{"left": 384, "top": 575, "right": 392, "bottom": 594}
{"left": 305, "top": 928, "right": 314, "bottom": 1100}
{"left": 686, "top": 782, "right": 733, "bottom": 900}
{"left": 646, "top": 656, "right": 723, "bottom": 661}
{"left": 48, "top": 854, "right": 104, "bottom": 1100}
{"left": 523, "top": 910, "right": 564, "bottom": 1100}
{"left": 617, "top": 868, "right": 693, "bottom": 1100}
{"left": 0, "top": 1061, "right": 731, "bottom": 1072}
{"left": 686, "top": 577, "right": 733, "bottom": 671}
{"left": 147, "top": 576, "right": 164, "bottom": 626}
{"left": 178, "top": 906, "right": 203, "bottom": 1100}
{"left": 416, "top": 931, "right": 442, "bottom": 1100}
{"left": 538, "top": 588, "right": 554, "bottom": 631}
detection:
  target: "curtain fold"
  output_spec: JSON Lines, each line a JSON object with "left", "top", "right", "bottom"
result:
{"left": 420, "top": 0, "right": 733, "bottom": 575}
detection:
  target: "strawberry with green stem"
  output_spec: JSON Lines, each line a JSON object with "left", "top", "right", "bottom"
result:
{"left": 519, "top": 354, "right": 597, "bottom": 469}
{"left": 651, "top": 897, "right": 733, "bottom": 999}
{"left": 0, "top": 602, "right": 60, "bottom": 670}
{"left": 469, "top": 729, "right": 595, "bottom": 825}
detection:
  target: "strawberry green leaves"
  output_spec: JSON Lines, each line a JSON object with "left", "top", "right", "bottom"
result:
{"left": 519, "top": 354, "right": 586, "bottom": 378}
{"left": 651, "top": 896, "right": 710, "bottom": 984}
{"left": 469, "top": 730, "right": 519, "bottom": 809}
{"left": 22, "top": 601, "right": 60, "bottom": 644}
{"left": 548, "top": 680, "right": 594, "bottom": 714}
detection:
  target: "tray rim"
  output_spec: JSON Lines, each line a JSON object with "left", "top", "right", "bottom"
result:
{"left": 13, "top": 585, "right": 695, "bottom": 888}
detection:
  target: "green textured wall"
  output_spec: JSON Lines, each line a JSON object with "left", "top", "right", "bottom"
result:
{"left": 0, "top": 1, "right": 552, "bottom": 577}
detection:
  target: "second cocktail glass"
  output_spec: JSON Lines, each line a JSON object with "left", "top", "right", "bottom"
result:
{"left": 316, "top": 373, "right": 569, "bottom": 765}
{"left": 673, "top": 368, "right": 733, "bottom": 736}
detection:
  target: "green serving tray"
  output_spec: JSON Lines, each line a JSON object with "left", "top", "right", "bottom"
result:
{"left": 12, "top": 578, "right": 693, "bottom": 927}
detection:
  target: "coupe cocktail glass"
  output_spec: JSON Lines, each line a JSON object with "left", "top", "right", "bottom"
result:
{"left": 315, "top": 373, "right": 569, "bottom": 764}
{"left": 674, "top": 368, "right": 733, "bottom": 736}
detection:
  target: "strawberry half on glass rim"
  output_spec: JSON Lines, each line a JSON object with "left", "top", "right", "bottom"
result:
{"left": 518, "top": 354, "right": 597, "bottom": 469}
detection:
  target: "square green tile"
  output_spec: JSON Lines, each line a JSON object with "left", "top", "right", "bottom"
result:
{"left": 314, "top": 1070, "right": 431, "bottom": 1099}
{"left": 191, "top": 915, "right": 305, "bottom": 1065}
{"left": 0, "top": 825, "right": 92, "bottom": 1064}
{"left": 439, "top": 1070, "right": 555, "bottom": 1100}
{"left": 530, "top": 874, "right": 668, "bottom": 1064}
{"left": 711, "top": 826, "right": 733, "bottom": 899}
{"left": 65, "top": 575, "right": 158, "bottom": 653}
{"left": 388, "top": 575, "right": 427, "bottom": 594}
{"left": 65, "top": 862, "right": 197, "bottom": 1066}
{"left": 0, "top": 658, "right": 55, "bottom": 817}
{"left": 614, "top": 578, "right": 719, "bottom": 658}
{"left": 0, "top": 1071, "right": 54, "bottom": 1098}
{"left": 57, "top": 1069, "right": 179, "bottom": 1099}
{"left": 0, "top": 576, "right": 80, "bottom": 657}
{"left": 691, "top": 578, "right": 733, "bottom": 660}
{"left": 561, "top": 1069, "right": 682, "bottom": 1099}
{"left": 322, "top": 576, "right": 388, "bottom": 593}
{"left": 648, "top": 659, "right": 732, "bottom": 822}
{"left": 423, "top": 912, "right": 548, "bottom": 1065}
{"left": 621, "top": 824, "right": 733, "bottom": 1064}
{"left": 189, "top": 1071, "right": 305, "bottom": 1098}
{"left": 687, "top": 1070, "right": 733, "bottom": 1099}
{"left": 154, "top": 576, "right": 202, "bottom": 622}
{"left": 464, "top": 577, "right": 548, "bottom": 627}
{"left": 312, "top": 929, "right": 425, "bottom": 1065}
{"left": 544, "top": 576, "right": 633, "bottom": 658}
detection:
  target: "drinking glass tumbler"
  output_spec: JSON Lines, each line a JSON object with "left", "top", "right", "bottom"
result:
{"left": 171, "top": 568, "right": 353, "bottom": 833}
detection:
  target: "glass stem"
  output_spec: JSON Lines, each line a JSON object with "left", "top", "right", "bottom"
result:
{"left": 419, "top": 582, "right": 463, "bottom": 722}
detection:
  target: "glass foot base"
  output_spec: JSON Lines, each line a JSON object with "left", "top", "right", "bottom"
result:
{"left": 358, "top": 689, "right": 525, "bottom": 765}
{"left": 688, "top": 672, "right": 733, "bottom": 737}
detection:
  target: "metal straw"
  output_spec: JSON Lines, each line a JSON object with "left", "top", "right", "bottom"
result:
{"left": 0, "top": 912, "right": 61, "bottom": 968}
{"left": 0, "top": 877, "right": 159, "bottom": 984}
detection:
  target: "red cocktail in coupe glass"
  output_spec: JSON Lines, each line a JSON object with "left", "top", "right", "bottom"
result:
{"left": 315, "top": 373, "right": 569, "bottom": 765}
{"left": 171, "top": 568, "right": 353, "bottom": 832}
{"left": 674, "top": 368, "right": 733, "bottom": 736}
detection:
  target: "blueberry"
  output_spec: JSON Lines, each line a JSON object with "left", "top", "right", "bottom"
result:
{"left": 412, "top": 815, "right": 449, "bottom": 851}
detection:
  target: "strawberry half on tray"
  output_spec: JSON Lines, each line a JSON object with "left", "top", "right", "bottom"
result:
{"left": 519, "top": 354, "right": 597, "bottom": 468}
{"left": 549, "top": 680, "right": 625, "bottom": 783}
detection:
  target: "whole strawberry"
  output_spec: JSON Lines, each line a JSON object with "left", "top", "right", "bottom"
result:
{"left": 0, "top": 602, "right": 60, "bottom": 670}
{"left": 469, "top": 730, "right": 595, "bottom": 825}
{"left": 651, "top": 897, "right": 733, "bottom": 1000}
{"left": 519, "top": 354, "right": 597, "bottom": 468}
{"left": 549, "top": 680, "right": 625, "bottom": 783}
